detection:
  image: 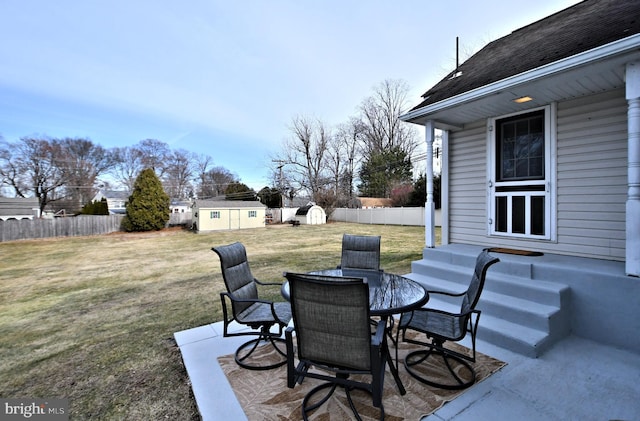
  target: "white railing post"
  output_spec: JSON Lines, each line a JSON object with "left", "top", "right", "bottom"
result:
{"left": 626, "top": 61, "right": 640, "bottom": 276}
{"left": 425, "top": 120, "right": 436, "bottom": 247}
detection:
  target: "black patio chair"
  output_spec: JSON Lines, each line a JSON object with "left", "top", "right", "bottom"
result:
{"left": 338, "top": 234, "right": 381, "bottom": 271}
{"left": 212, "top": 242, "right": 292, "bottom": 370}
{"left": 397, "top": 249, "right": 499, "bottom": 389}
{"left": 284, "top": 272, "right": 387, "bottom": 421}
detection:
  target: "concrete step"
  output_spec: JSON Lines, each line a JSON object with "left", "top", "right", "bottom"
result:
{"left": 477, "top": 314, "right": 552, "bottom": 358}
{"left": 410, "top": 261, "right": 570, "bottom": 306}
{"left": 406, "top": 245, "right": 572, "bottom": 357}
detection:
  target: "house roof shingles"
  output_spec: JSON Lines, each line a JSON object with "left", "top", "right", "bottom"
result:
{"left": 0, "top": 197, "right": 39, "bottom": 217}
{"left": 412, "top": 0, "right": 640, "bottom": 111}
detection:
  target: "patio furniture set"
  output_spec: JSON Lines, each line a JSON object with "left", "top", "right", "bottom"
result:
{"left": 212, "top": 234, "right": 499, "bottom": 420}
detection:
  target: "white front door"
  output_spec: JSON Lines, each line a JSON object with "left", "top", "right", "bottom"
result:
{"left": 488, "top": 105, "right": 556, "bottom": 240}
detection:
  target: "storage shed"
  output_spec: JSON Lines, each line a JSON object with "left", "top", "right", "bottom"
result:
{"left": 192, "top": 200, "right": 266, "bottom": 232}
{"left": 294, "top": 204, "right": 326, "bottom": 225}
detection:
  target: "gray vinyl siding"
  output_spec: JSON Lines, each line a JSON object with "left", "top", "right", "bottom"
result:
{"left": 555, "top": 89, "right": 627, "bottom": 260}
{"left": 446, "top": 89, "right": 627, "bottom": 261}
{"left": 448, "top": 121, "right": 487, "bottom": 243}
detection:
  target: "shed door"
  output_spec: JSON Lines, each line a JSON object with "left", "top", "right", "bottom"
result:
{"left": 229, "top": 210, "right": 240, "bottom": 229}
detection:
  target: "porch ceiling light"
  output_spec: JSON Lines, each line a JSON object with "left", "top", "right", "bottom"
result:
{"left": 514, "top": 96, "right": 533, "bottom": 103}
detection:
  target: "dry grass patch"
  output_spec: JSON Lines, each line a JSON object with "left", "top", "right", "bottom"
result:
{"left": 0, "top": 222, "right": 435, "bottom": 419}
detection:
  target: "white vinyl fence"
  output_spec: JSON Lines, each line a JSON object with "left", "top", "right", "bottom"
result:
{"left": 330, "top": 207, "right": 441, "bottom": 226}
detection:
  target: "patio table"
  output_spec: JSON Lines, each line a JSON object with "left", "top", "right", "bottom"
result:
{"left": 281, "top": 268, "right": 429, "bottom": 395}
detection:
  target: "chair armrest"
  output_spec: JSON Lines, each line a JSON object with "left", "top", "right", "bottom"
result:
{"left": 428, "top": 289, "right": 466, "bottom": 298}
{"left": 220, "top": 291, "right": 273, "bottom": 306}
{"left": 221, "top": 292, "right": 288, "bottom": 324}
{"left": 254, "top": 278, "right": 283, "bottom": 287}
{"left": 419, "top": 306, "right": 476, "bottom": 319}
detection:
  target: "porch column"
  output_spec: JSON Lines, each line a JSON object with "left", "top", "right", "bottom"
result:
{"left": 425, "top": 120, "right": 436, "bottom": 248}
{"left": 626, "top": 61, "right": 640, "bottom": 276}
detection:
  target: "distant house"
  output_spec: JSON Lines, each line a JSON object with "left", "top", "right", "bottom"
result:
{"left": 170, "top": 200, "right": 192, "bottom": 214}
{"left": 0, "top": 198, "right": 40, "bottom": 221}
{"left": 358, "top": 197, "right": 393, "bottom": 209}
{"left": 192, "top": 200, "right": 266, "bottom": 232}
{"left": 92, "top": 190, "right": 128, "bottom": 215}
{"left": 294, "top": 204, "right": 326, "bottom": 225}
{"left": 400, "top": 0, "right": 640, "bottom": 355}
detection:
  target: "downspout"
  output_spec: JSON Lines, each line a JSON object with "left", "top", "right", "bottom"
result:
{"left": 626, "top": 61, "right": 640, "bottom": 276}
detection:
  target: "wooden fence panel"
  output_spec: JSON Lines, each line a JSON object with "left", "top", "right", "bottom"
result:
{"left": 0, "top": 215, "right": 125, "bottom": 242}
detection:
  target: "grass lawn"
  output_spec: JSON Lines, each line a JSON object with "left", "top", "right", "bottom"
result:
{"left": 0, "top": 222, "right": 437, "bottom": 420}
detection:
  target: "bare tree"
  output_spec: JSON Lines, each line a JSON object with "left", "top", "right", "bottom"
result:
{"left": 163, "top": 149, "right": 194, "bottom": 199}
{"left": 110, "top": 139, "right": 171, "bottom": 193}
{"left": 200, "top": 166, "right": 237, "bottom": 199}
{"left": 193, "top": 153, "right": 214, "bottom": 199}
{"left": 57, "top": 137, "right": 115, "bottom": 212}
{"left": 356, "top": 79, "right": 419, "bottom": 198}
{"left": 332, "top": 117, "right": 367, "bottom": 202}
{"left": 110, "top": 146, "right": 144, "bottom": 192}
{"left": 0, "top": 137, "right": 67, "bottom": 213}
{"left": 278, "top": 115, "right": 331, "bottom": 201}
{"left": 137, "top": 139, "right": 170, "bottom": 179}
{"left": 359, "top": 79, "right": 419, "bottom": 156}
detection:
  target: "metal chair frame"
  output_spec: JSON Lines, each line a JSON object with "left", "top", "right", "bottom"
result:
{"left": 285, "top": 272, "right": 387, "bottom": 421}
{"left": 213, "top": 242, "right": 291, "bottom": 370}
{"left": 397, "top": 249, "right": 499, "bottom": 389}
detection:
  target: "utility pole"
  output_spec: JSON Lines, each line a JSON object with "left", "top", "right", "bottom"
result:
{"left": 272, "top": 160, "right": 287, "bottom": 221}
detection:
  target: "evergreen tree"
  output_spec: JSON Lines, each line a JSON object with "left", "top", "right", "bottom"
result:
{"left": 224, "top": 182, "right": 255, "bottom": 200}
{"left": 122, "top": 168, "right": 170, "bottom": 232}
{"left": 80, "top": 198, "right": 109, "bottom": 215}
{"left": 257, "top": 186, "right": 282, "bottom": 208}
{"left": 408, "top": 174, "right": 441, "bottom": 209}
{"left": 358, "top": 146, "right": 412, "bottom": 197}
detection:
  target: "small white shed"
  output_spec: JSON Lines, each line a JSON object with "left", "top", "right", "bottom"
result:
{"left": 294, "top": 204, "right": 326, "bottom": 225}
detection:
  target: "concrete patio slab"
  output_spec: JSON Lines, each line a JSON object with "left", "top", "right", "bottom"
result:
{"left": 175, "top": 321, "right": 640, "bottom": 421}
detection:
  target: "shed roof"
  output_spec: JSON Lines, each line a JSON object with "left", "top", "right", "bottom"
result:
{"left": 195, "top": 200, "right": 266, "bottom": 209}
{"left": 411, "top": 0, "right": 640, "bottom": 111}
{"left": 295, "top": 204, "right": 322, "bottom": 215}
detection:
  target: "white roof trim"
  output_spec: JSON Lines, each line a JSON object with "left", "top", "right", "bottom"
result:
{"left": 401, "top": 33, "right": 640, "bottom": 122}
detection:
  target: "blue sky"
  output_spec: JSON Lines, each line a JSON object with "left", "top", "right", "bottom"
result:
{"left": 0, "top": 0, "right": 580, "bottom": 190}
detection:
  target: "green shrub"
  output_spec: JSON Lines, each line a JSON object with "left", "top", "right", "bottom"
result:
{"left": 80, "top": 198, "right": 109, "bottom": 215}
{"left": 122, "top": 168, "right": 170, "bottom": 232}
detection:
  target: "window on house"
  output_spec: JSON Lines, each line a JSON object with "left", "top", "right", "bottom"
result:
{"left": 496, "top": 111, "right": 545, "bottom": 182}
{"left": 248, "top": 210, "right": 257, "bottom": 218}
{"left": 210, "top": 211, "right": 220, "bottom": 219}
{"left": 489, "top": 106, "right": 555, "bottom": 240}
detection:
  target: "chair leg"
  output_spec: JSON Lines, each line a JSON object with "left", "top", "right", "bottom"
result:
{"left": 404, "top": 345, "right": 476, "bottom": 390}
{"left": 302, "top": 383, "right": 338, "bottom": 420}
{"left": 301, "top": 380, "right": 384, "bottom": 421}
{"left": 234, "top": 330, "right": 287, "bottom": 371}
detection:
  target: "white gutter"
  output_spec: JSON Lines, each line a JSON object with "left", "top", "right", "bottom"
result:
{"left": 401, "top": 33, "right": 640, "bottom": 122}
